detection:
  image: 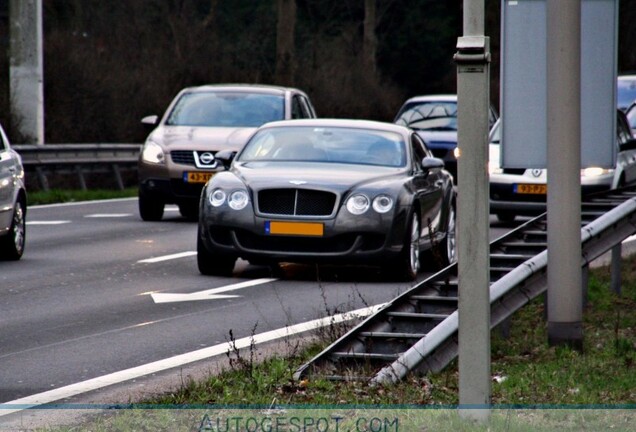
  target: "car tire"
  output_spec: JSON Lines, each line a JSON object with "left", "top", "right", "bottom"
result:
{"left": 437, "top": 203, "right": 457, "bottom": 268}
{"left": 197, "top": 227, "right": 236, "bottom": 276}
{"left": 178, "top": 203, "right": 198, "bottom": 221}
{"left": 139, "top": 190, "right": 164, "bottom": 221}
{"left": 0, "top": 198, "right": 26, "bottom": 261}
{"left": 387, "top": 211, "right": 420, "bottom": 281}
{"left": 496, "top": 212, "right": 516, "bottom": 223}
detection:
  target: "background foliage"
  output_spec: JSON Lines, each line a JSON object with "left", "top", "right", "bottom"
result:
{"left": 0, "top": 0, "right": 635, "bottom": 143}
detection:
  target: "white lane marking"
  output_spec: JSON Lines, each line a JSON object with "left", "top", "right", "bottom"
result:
{"left": 84, "top": 214, "right": 132, "bottom": 218}
{"left": 26, "top": 221, "right": 70, "bottom": 225}
{"left": 0, "top": 304, "right": 384, "bottom": 417}
{"left": 137, "top": 251, "right": 196, "bottom": 264}
{"left": 151, "top": 278, "right": 277, "bottom": 303}
{"left": 165, "top": 205, "right": 179, "bottom": 212}
{"left": 29, "top": 197, "right": 137, "bottom": 209}
{"left": 624, "top": 234, "right": 636, "bottom": 243}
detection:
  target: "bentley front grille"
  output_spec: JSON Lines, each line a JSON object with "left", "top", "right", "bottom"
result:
{"left": 257, "top": 189, "right": 336, "bottom": 217}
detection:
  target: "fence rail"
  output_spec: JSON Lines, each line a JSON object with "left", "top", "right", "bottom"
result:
{"left": 13, "top": 144, "right": 142, "bottom": 191}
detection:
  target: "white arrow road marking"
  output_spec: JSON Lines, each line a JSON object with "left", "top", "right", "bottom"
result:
{"left": 151, "top": 278, "right": 277, "bottom": 303}
{"left": 0, "top": 304, "right": 384, "bottom": 418}
{"left": 137, "top": 251, "right": 197, "bottom": 264}
{"left": 26, "top": 221, "right": 70, "bottom": 225}
{"left": 84, "top": 213, "right": 133, "bottom": 218}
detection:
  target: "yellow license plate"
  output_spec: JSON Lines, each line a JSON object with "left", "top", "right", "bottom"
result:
{"left": 184, "top": 172, "right": 215, "bottom": 183}
{"left": 265, "top": 221, "right": 324, "bottom": 236}
{"left": 514, "top": 184, "right": 547, "bottom": 194}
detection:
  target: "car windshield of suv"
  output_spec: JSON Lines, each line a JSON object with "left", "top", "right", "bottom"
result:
{"left": 165, "top": 91, "right": 285, "bottom": 127}
{"left": 238, "top": 126, "right": 407, "bottom": 167}
{"left": 395, "top": 102, "right": 457, "bottom": 131}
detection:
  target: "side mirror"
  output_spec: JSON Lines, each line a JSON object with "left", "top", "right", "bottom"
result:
{"left": 215, "top": 149, "right": 237, "bottom": 170}
{"left": 421, "top": 156, "right": 445, "bottom": 171}
{"left": 141, "top": 115, "right": 159, "bottom": 131}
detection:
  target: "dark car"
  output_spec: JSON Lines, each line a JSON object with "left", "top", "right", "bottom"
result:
{"left": 0, "top": 122, "right": 26, "bottom": 260}
{"left": 394, "top": 94, "right": 498, "bottom": 181}
{"left": 197, "top": 119, "right": 456, "bottom": 281}
{"left": 138, "top": 84, "right": 317, "bottom": 221}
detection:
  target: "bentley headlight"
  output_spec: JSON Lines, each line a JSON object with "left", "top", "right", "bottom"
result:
{"left": 209, "top": 189, "right": 226, "bottom": 207}
{"left": 141, "top": 140, "right": 165, "bottom": 164}
{"left": 228, "top": 190, "right": 249, "bottom": 210}
{"left": 346, "top": 194, "right": 370, "bottom": 215}
{"left": 372, "top": 195, "right": 394, "bottom": 213}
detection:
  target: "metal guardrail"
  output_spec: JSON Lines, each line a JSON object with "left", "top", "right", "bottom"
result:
{"left": 13, "top": 144, "right": 141, "bottom": 190}
{"left": 294, "top": 186, "right": 636, "bottom": 384}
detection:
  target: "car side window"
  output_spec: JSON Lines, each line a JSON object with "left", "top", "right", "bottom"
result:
{"left": 291, "top": 96, "right": 306, "bottom": 119}
{"left": 299, "top": 96, "right": 316, "bottom": 118}
{"left": 617, "top": 113, "right": 631, "bottom": 147}
{"left": 0, "top": 126, "right": 7, "bottom": 152}
{"left": 411, "top": 134, "right": 430, "bottom": 171}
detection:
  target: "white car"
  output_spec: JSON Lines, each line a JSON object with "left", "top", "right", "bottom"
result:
{"left": 0, "top": 122, "right": 26, "bottom": 260}
{"left": 618, "top": 75, "right": 636, "bottom": 112}
{"left": 488, "top": 110, "right": 636, "bottom": 222}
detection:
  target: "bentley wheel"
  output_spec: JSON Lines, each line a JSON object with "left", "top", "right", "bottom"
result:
{"left": 197, "top": 228, "right": 236, "bottom": 276}
{"left": 439, "top": 204, "right": 456, "bottom": 267}
{"left": 389, "top": 211, "right": 420, "bottom": 281}
{"left": 0, "top": 198, "right": 26, "bottom": 261}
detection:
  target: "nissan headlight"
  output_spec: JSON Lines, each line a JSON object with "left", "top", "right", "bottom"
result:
{"left": 141, "top": 141, "right": 165, "bottom": 164}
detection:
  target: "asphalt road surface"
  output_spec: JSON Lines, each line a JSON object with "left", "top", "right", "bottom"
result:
{"left": 0, "top": 198, "right": 516, "bottom": 417}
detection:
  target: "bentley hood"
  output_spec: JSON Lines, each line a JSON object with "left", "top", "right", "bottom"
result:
{"left": 233, "top": 162, "right": 403, "bottom": 192}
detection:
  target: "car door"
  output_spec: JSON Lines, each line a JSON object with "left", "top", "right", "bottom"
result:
{"left": 410, "top": 133, "right": 444, "bottom": 243}
{"left": 0, "top": 125, "right": 16, "bottom": 230}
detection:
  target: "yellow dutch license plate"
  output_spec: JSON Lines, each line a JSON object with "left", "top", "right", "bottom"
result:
{"left": 514, "top": 184, "right": 547, "bottom": 195}
{"left": 265, "top": 221, "right": 324, "bottom": 237}
{"left": 184, "top": 172, "right": 215, "bottom": 183}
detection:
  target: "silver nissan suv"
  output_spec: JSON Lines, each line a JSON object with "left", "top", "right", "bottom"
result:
{"left": 138, "top": 84, "right": 317, "bottom": 221}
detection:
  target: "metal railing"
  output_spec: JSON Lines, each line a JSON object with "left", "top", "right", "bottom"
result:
{"left": 13, "top": 143, "right": 141, "bottom": 191}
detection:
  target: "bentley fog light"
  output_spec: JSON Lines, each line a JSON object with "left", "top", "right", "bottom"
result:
{"left": 209, "top": 189, "right": 226, "bottom": 207}
{"left": 228, "top": 190, "right": 249, "bottom": 210}
{"left": 372, "top": 195, "right": 393, "bottom": 213}
{"left": 346, "top": 194, "right": 370, "bottom": 215}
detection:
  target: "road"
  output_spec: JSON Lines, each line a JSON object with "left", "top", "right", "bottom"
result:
{"left": 0, "top": 198, "right": 515, "bottom": 412}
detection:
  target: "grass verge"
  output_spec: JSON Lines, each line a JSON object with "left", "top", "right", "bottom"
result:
{"left": 148, "top": 256, "right": 636, "bottom": 406}
{"left": 28, "top": 188, "right": 137, "bottom": 205}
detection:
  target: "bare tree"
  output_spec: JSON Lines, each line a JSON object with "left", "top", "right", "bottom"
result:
{"left": 275, "top": 0, "right": 297, "bottom": 86}
{"left": 362, "top": 0, "right": 377, "bottom": 75}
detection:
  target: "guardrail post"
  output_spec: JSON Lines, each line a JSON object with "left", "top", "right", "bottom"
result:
{"left": 611, "top": 244, "right": 622, "bottom": 295}
{"left": 112, "top": 164, "right": 125, "bottom": 190}
{"left": 582, "top": 265, "right": 589, "bottom": 309}
{"left": 35, "top": 166, "right": 49, "bottom": 191}
{"left": 75, "top": 165, "right": 87, "bottom": 190}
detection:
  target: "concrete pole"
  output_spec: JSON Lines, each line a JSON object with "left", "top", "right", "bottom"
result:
{"left": 9, "top": 0, "right": 45, "bottom": 145}
{"left": 456, "top": 0, "right": 491, "bottom": 422}
{"left": 546, "top": 0, "right": 583, "bottom": 349}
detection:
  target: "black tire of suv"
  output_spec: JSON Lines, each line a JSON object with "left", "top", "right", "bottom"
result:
{"left": 139, "top": 190, "right": 165, "bottom": 221}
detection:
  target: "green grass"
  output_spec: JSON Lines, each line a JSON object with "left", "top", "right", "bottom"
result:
{"left": 28, "top": 188, "right": 138, "bottom": 205}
